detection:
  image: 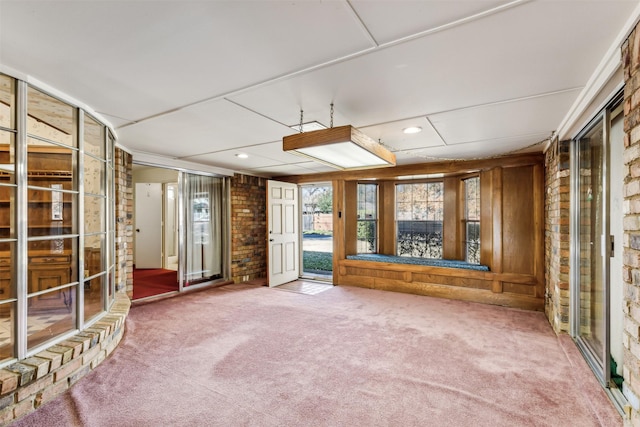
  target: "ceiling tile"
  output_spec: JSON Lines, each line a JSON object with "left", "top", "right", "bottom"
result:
{"left": 428, "top": 89, "right": 580, "bottom": 145}
{"left": 350, "top": 0, "right": 508, "bottom": 45}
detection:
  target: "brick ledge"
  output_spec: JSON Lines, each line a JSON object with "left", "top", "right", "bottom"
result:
{"left": 0, "top": 292, "right": 131, "bottom": 424}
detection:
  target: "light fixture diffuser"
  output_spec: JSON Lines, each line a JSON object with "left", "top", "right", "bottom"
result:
{"left": 283, "top": 125, "right": 396, "bottom": 170}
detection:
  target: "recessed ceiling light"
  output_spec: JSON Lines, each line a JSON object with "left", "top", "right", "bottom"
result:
{"left": 403, "top": 126, "right": 422, "bottom": 134}
{"left": 236, "top": 153, "right": 249, "bottom": 159}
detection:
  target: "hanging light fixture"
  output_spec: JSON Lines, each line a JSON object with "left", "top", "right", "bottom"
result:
{"left": 282, "top": 104, "right": 396, "bottom": 170}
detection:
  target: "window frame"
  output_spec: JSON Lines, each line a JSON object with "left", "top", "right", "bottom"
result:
{"left": 462, "top": 175, "right": 481, "bottom": 264}
{"left": 395, "top": 179, "right": 444, "bottom": 259}
{"left": 356, "top": 182, "right": 378, "bottom": 254}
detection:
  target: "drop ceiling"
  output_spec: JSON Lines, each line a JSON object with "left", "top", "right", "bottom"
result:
{"left": 0, "top": 0, "right": 637, "bottom": 177}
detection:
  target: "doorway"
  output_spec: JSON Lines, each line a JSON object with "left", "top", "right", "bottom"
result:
{"left": 132, "top": 164, "right": 229, "bottom": 299}
{"left": 300, "top": 183, "right": 333, "bottom": 281}
{"left": 571, "top": 91, "right": 625, "bottom": 404}
{"left": 133, "top": 165, "right": 180, "bottom": 299}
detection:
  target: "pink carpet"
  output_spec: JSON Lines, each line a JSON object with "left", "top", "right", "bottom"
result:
{"left": 12, "top": 284, "right": 621, "bottom": 426}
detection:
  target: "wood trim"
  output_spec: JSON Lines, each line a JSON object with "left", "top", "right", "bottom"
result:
{"left": 479, "top": 169, "right": 493, "bottom": 269}
{"left": 380, "top": 181, "right": 395, "bottom": 254}
{"left": 339, "top": 273, "right": 543, "bottom": 311}
{"left": 343, "top": 181, "right": 357, "bottom": 256}
{"left": 276, "top": 153, "right": 544, "bottom": 184}
{"left": 338, "top": 259, "right": 543, "bottom": 310}
{"left": 533, "top": 163, "right": 545, "bottom": 298}
{"left": 333, "top": 179, "right": 345, "bottom": 284}
{"left": 491, "top": 167, "right": 503, "bottom": 274}
{"left": 443, "top": 177, "right": 459, "bottom": 259}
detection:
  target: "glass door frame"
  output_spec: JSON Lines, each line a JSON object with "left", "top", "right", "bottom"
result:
{"left": 178, "top": 171, "right": 229, "bottom": 290}
{"left": 299, "top": 182, "right": 334, "bottom": 282}
{"left": 570, "top": 91, "right": 623, "bottom": 388}
{"left": 131, "top": 162, "right": 231, "bottom": 295}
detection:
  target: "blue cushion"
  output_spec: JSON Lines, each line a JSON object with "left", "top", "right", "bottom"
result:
{"left": 346, "top": 254, "right": 490, "bottom": 271}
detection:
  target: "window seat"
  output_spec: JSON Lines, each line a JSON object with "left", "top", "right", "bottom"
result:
{"left": 346, "top": 254, "right": 490, "bottom": 271}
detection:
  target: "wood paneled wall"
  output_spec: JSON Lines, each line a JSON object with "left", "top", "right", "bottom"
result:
{"left": 278, "top": 153, "right": 545, "bottom": 310}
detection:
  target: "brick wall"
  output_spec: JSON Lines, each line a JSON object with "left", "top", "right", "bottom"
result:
{"left": 544, "top": 138, "right": 571, "bottom": 332}
{"left": 623, "top": 25, "right": 640, "bottom": 425}
{"left": 230, "top": 173, "right": 267, "bottom": 283}
{"left": 0, "top": 294, "right": 130, "bottom": 424}
{"left": 115, "top": 148, "right": 134, "bottom": 298}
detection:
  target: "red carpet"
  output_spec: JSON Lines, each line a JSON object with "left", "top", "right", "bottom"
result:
{"left": 132, "top": 269, "right": 178, "bottom": 300}
{"left": 12, "top": 284, "right": 621, "bottom": 426}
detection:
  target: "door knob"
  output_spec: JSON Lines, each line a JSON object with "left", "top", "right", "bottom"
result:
{"left": 136, "top": 229, "right": 140, "bottom": 232}
{"left": 269, "top": 239, "right": 274, "bottom": 242}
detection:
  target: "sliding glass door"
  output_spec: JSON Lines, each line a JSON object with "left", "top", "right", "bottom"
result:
{"left": 575, "top": 118, "right": 607, "bottom": 374}
{"left": 571, "top": 92, "right": 624, "bottom": 393}
{"left": 182, "top": 173, "right": 224, "bottom": 287}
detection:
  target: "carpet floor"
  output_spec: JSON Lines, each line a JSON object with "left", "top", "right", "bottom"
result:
{"left": 133, "top": 268, "right": 178, "bottom": 300}
{"left": 12, "top": 284, "right": 621, "bottom": 426}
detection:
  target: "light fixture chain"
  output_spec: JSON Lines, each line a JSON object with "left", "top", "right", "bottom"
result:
{"left": 299, "top": 109, "right": 303, "bottom": 133}
{"left": 330, "top": 103, "right": 334, "bottom": 128}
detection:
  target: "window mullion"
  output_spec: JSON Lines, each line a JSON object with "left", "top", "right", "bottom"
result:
{"left": 15, "top": 80, "right": 27, "bottom": 360}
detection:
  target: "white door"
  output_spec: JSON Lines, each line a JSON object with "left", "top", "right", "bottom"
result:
{"left": 135, "top": 183, "right": 163, "bottom": 268}
{"left": 268, "top": 180, "right": 299, "bottom": 287}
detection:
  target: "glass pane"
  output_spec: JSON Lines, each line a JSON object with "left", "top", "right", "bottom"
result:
{"left": 396, "top": 182, "right": 443, "bottom": 259}
{"left": 27, "top": 86, "right": 77, "bottom": 147}
{"left": 84, "top": 154, "right": 105, "bottom": 195}
{"left": 0, "top": 131, "right": 14, "bottom": 183}
{"left": 0, "top": 74, "right": 15, "bottom": 130}
{"left": 27, "top": 141, "right": 74, "bottom": 187}
{"left": 301, "top": 185, "right": 333, "bottom": 278}
{"left": 0, "top": 185, "right": 13, "bottom": 238}
{"left": 357, "top": 183, "right": 377, "bottom": 254}
{"left": 27, "top": 286, "right": 76, "bottom": 349}
{"left": 183, "top": 174, "right": 223, "bottom": 286}
{"left": 466, "top": 222, "right": 481, "bottom": 264}
{"left": 28, "top": 238, "right": 78, "bottom": 289}
{"left": 84, "top": 234, "right": 105, "bottom": 277}
{"left": 465, "top": 177, "right": 480, "bottom": 220}
{"left": 84, "top": 195, "right": 105, "bottom": 234}
{"left": 84, "top": 273, "right": 104, "bottom": 322}
{"left": 0, "top": 301, "right": 15, "bottom": 361}
{"left": 28, "top": 188, "right": 74, "bottom": 237}
{"left": 578, "top": 120, "right": 605, "bottom": 363}
{"left": 464, "top": 177, "right": 481, "bottom": 264}
{"left": 0, "top": 241, "right": 14, "bottom": 301}
{"left": 84, "top": 115, "right": 105, "bottom": 159}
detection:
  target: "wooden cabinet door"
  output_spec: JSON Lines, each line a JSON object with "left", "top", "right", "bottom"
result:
{"left": 28, "top": 258, "right": 71, "bottom": 312}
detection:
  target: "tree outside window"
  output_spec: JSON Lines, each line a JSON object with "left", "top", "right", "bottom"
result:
{"left": 464, "top": 176, "right": 480, "bottom": 264}
{"left": 396, "top": 182, "right": 443, "bottom": 258}
{"left": 357, "top": 183, "right": 377, "bottom": 253}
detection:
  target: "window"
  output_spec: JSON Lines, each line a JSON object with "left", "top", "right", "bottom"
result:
{"left": 396, "top": 182, "right": 443, "bottom": 258}
{"left": 357, "top": 183, "right": 377, "bottom": 253}
{"left": 0, "top": 72, "right": 115, "bottom": 363}
{"left": 463, "top": 176, "right": 480, "bottom": 264}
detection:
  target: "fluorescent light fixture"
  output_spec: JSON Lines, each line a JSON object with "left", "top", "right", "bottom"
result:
{"left": 403, "top": 126, "right": 422, "bottom": 134}
{"left": 289, "top": 121, "right": 327, "bottom": 133}
{"left": 397, "top": 173, "right": 444, "bottom": 180}
{"left": 235, "top": 153, "right": 249, "bottom": 159}
{"left": 283, "top": 125, "right": 396, "bottom": 170}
